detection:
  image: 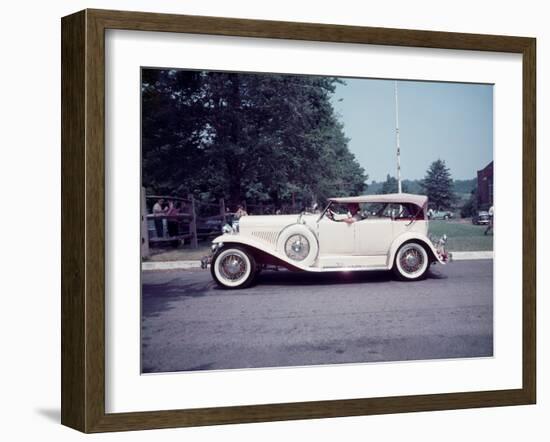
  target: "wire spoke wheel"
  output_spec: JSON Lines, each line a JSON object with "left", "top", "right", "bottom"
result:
{"left": 400, "top": 247, "right": 424, "bottom": 273}
{"left": 219, "top": 253, "right": 247, "bottom": 281}
{"left": 212, "top": 247, "right": 256, "bottom": 289}
{"left": 394, "top": 242, "right": 429, "bottom": 280}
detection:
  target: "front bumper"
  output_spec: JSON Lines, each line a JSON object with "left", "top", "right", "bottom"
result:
{"left": 432, "top": 234, "right": 450, "bottom": 264}
{"left": 200, "top": 255, "right": 211, "bottom": 269}
{"left": 439, "top": 250, "right": 451, "bottom": 263}
{"left": 201, "top": 242, "right": 224, "bottom": 269}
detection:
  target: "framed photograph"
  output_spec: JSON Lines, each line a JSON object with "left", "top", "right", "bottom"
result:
{"left": 61, "top": 9, "right": 536, "bottom": 433}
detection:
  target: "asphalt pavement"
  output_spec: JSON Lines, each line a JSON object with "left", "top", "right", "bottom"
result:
{"left": 141, "top": 260, "right": 493, "bottom": 373}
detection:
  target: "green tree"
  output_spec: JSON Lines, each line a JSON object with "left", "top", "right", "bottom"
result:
{"left": 141, "top": 69, "right": 367, "bottom": 208}
{"left": 460, "top": 187, "right": 479, "bottom": 218}
{"left": 421, "top": 159, "right": 455, "bottom": 210}
{"left": 377, "top": 174, "right": 409, "bottom": 194}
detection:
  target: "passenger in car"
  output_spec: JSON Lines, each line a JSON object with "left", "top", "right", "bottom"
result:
{"left": 344, "top": 203, "right": 363, "bottom": 224}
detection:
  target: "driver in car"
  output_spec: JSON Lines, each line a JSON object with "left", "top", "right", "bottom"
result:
{"left": 327, "top": 202, "right": 363, "bottom": 223}
{"left": 343, "top": 203, "right": 362, "bottom": 224}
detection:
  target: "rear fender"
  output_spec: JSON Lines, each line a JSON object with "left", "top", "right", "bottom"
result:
{"left": 388, "top": 232, "right": 446, "bottom": 266}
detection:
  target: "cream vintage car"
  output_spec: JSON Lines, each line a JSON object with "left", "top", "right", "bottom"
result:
{"left": 208, "top": 193, "right": 450, "bottom": 289}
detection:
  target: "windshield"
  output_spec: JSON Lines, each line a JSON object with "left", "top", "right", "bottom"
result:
{"left": 321, "top": 201, "right": 425, "bottom": 222}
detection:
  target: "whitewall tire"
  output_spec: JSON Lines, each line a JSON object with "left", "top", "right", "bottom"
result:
{"left": 393, "top": 242, "right": 430, "bottom": 281}
{"left": 211, "top": 246, "right": 256, "bottom": 289}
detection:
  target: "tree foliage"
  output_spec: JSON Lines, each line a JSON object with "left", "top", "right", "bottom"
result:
{"left": 460, "top": 187, "right": 479, "bottom": 218}
{"left": 377, "top": 174, "right": 409, "bottom": 194}
{"left": 420, "top": 159, "right": 456, "bottom": 210}
{"left": 141, "top": 69, "right": 367, "bottom": 208}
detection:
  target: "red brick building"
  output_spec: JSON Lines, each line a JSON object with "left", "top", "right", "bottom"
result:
{"left": 477, "top": 161, "right": 493, "bottom": 209}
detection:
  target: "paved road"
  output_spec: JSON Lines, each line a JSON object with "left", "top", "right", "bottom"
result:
{"left": 141, "top": 261, "right": 493, "bottom": 373}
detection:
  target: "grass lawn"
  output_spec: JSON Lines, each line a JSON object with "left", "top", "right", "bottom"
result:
{"left": 429, "top": 219, "right": 493, "bottom": 251}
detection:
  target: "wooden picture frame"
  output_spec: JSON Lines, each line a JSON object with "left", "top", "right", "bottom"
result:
{"left": 61, "top": 8, "right": 536, "bottom": 433}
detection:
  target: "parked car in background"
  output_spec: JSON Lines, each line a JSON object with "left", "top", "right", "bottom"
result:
{"left": 206, "top": 193, "right": 450, "bottom": 289}
{"left": 472, "top": 210, "right": 491, "bottom": 225}
{"left": 197, "top": 218, "right": 225, "bottom": 236}
{"left": 428, "top": 209, "right": 454, "bottom": 220}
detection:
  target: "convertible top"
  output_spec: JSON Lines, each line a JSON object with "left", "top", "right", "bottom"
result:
{"left": 328, "top": 193, "right": 428, "bottom": 207}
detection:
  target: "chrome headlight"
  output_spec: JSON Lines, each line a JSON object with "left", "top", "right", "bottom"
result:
{"left": 222, "top": 223, "right": 234, "bottom": 234}
{"left": 284, "top": 234, "right": 310, "bottom": 261}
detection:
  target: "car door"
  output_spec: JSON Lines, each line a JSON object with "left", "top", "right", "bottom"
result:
{"left": 354, "top": 217, "right": 394, "bottom": 256}
{"left": 317, "top": 217, "right": 355, "bottom": 255}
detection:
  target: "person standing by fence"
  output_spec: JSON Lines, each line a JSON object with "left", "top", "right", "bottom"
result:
{"left": 235, "top": 204, "right": 248, "bottom": 219}
{"left": 166, "top": 200, "right": 181, "bottom": 237}
{"left": 485, "top": 205, "right": 494, "bottom": 235}
{"left": 232, "top": 204, "right": 248, "bottom": 232}
{"left": 152, "top": 198, "right": 167, "bottom": 238}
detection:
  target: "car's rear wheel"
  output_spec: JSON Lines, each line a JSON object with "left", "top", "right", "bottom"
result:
{"left": 393, "top": 242, "right": 429, "bottom": 281}
{"left": 211, "top": 246, "right": 256, "bottom": 289}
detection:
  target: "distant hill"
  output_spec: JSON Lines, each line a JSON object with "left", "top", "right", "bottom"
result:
{"left": 366, "top": 178, "right": 476, "bottom": 196}
{"left": 453, "top": 178, "right": 477, "bottom": 194}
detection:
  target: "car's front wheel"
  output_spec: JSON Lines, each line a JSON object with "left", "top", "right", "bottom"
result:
{"left": 211, "top": 246, "right": 257, "bottom": 289}
{"left": 393, "top": 242, "right": 429, "bottom": 281}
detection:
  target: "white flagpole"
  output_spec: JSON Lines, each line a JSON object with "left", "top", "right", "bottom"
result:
{"left": 394, "top": 81, "right": 402, "bottom": 193}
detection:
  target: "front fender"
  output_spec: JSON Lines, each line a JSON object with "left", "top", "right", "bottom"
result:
{"left": 211, "top": 234, "right": 311, "bottom": 271}
{"left": 388, "top": 232, "right": 446, "bottom": 266}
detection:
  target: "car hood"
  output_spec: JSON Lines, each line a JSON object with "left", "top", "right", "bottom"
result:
{"left": 239, "top": 213, "right": 318, "bottom": 232}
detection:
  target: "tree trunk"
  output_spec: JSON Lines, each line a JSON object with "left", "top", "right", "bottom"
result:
{"left": 227, "top": 75, "right": 243, "bottom": 206}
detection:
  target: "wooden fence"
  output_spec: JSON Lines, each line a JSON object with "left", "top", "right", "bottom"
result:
{"left": 141, "top": 190, "right": 229, "bottom": 257}
{"left": 140, "top": 188, "right": 302, "bottom": 258}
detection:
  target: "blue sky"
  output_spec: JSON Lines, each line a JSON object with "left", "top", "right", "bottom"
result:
{"left": 331, "top": 78, "right": 493, "bottom": 182}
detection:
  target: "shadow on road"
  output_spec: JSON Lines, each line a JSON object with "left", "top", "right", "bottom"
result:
{"left": 255, "top": 270, "right": 392, "bottom": 286}
{"left": 253, "top": 267, "right": 447, "bottom": 287}
{"left": 142, "top": 266, "right": 448, "bottom": 318}
{"left": 142, "top": 279, "right": 215, "bottom": 318}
